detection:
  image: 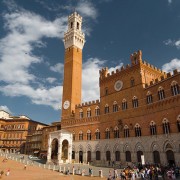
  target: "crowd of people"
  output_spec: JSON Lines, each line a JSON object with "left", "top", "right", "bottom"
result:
{"left": 108, "top": 164, "right": 180, "bottom": 180}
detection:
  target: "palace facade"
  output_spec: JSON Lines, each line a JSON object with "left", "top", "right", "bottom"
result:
{"left": 46, "top": 12, "right": 180, "bottom": 166}
{"left": 0, "top": 110, "right": 48, "bottom": 154}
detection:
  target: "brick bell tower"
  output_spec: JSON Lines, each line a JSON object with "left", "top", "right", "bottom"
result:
{"left": 61, "top": 12, "right": 85, "bottom": 120}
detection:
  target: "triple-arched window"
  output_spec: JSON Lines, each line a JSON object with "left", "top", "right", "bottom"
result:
{"left": 95, "top": 106, "right": 100, "bottom": 116}
{"left": 132, "top": 96, "right": 138, "bottom": 108}
{"left": 87, "top": 108, "right": 91, "bottom": 118}
{"left": 150, "top": 121, "right": 157, "bottom": 135}
{"left": 79, "top": 131, "right": 83, "bottom": 140}
{"left": 124, "top": 125, "right": 129, "bottom": 138}
{"left": 114, "top": 126, "right": 120, "bottom": 138}
{"left": 79, "top": 109, "right": 83, "bottom": 119}
{"left": 158, "top": 86, "right": 165, "bottom": 100}
{"left": 113, "top": 101, "right": 118, "bottom": 112}
{"left": 135, "top": 124, "right": 141, "bottom": 137}
{"left": 162, "top": 118, "right": 170, "bottom": 134}
{"left": 105, "top": 128, "right": 110, "bottom": 139}
{"left": 87, "top": 130, "right": 91, "bottom": 140}
{"left": 146, "top": 91, "right": 153, "bottom": 104}
{"left": 105, "top": 104, "right": 109, "bottom": 114}
{"left": 95, "top": 129, "right": 100, "bottom": 140}
{"left": 171, "top": 81, "right": 179, "bottom": 96}
{"left": 122, "top": 99, "right": 128, "bottom": 110}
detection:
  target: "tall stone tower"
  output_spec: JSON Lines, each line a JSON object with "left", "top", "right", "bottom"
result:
{"left": 61, "top": 12, "right": 85, "bottom": 120}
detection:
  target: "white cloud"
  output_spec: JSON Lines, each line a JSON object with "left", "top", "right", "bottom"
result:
{"left": 46, "top": 77, "right": 57, "bottom": 84}
{"left": 0, "top": 2, "right": 67, "bottom": 110}
{"left": 0, "top": 105, "right": 12, "bottom": 114}
{"left": 168, "top": 0, "right": 172, "bottom": 4}
{"left": 164, "top": 39, "right": 180, "bottom": 49}
{"left": 82, "top": 58, "right": 105, "bottom": 102}
{"left": 0, "top": 8, "right": 67, "bottom": 84}
{"left": 162, "top": 58, "right": 180, "bottom": 72}
{"left": 0, "top": 84, "right": 62, "bottom": 110}
{"left": 50, "top": 63, "right": 64, "bottom": 73}
{"left": 82, "top": 58, "right": 123, "bottom": 103}
{"left": 76, "top": 1, "right": 98, "bottom": 20}
{"left": 109, "top": 63, "right": 123, "bottom": 73}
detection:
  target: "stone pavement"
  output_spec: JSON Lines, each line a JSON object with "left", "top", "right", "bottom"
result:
{"left": 0, "top": 156, "right": 107, "bottom": 180}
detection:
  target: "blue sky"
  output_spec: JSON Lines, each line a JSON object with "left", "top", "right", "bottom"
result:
{"left": 0, "top": 0, "right": 180, "bottom": 124}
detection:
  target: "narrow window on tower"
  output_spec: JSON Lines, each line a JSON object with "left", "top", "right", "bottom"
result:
{"left": 77, "top": 22, "right": 79, "bottom": 30}
{"left": 71, "top": 22, "right": 73, "bottom": 28}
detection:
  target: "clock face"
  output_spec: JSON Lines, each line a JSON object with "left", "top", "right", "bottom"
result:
{"left": 63, "top": 100, "right": 70, "bottom": 109}
{"left": 114, "top": 80, "right": 123, "bottom": 91}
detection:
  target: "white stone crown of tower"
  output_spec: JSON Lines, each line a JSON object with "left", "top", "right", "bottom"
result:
{"left": 63, "top": 12, "right": 85, "bottom": 49}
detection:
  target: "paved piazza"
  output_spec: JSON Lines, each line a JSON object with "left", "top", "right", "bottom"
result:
{"left": 0, "top": 156, "right": 109, "bottom": 179}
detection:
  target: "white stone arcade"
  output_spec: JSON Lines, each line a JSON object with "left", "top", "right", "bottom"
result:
{"left": 47, "top": 130, "right": 72, "bottom": 164}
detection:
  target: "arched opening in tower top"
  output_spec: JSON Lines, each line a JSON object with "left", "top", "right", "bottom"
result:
{"left": 71, "top": 22, "right": 73, "bottom": 28}
{"left": 77, "top": 22, "right": 79, "bottom": 29}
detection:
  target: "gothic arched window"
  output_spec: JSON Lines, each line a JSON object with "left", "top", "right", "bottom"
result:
{"left": 162, "top": 118, "right": 170, "bottom": 134}
{"left": 132, "top": 96, "right": 139, "bottom": 108}
{"left": 79, "top": 131, "right": 83, "bottom": 140}
{"left": 171, "top": 81, "right": 179, "bottom": 96}
{"left": 105, "top": 128, "right": 110, "bottom": 139}
{"left": 87, "top": 108, "right": 91, "bottom": 118}
{"left": 113, "top": 101, "right": 118, "bottom": 112}
{"left": 104, "top": 104, "right": 109, "bottom": 114}
{"left": 79, "top": 109, "right": 83, "bottom": 119}
{"left": 158, "top": 87, "right": 165, "bottom": 100}
{"left": 122, "top": 99, "right": 128, "bottom": 110}
{"left": 114, "top": 126, "right": 120, "bottom": 138}
{"left": 95, "top": 106, "right": 100, "bottom": 116}
{"left": 146, "top": 91, "right": 153, "bottom": 104}
{"left": 135, "top": 124, "right": 141, "bottom": 137}
{"left": 150, "top": 121, "right": 157, "bottom": 135}
{"left": 95, "top": 129, "right": 100, "bottom": 140}
{"left": 87, "top": 130, "right": 91, "bottom": 140}
{"left": 124, "top": 125, "right": 129, "bottom": 138}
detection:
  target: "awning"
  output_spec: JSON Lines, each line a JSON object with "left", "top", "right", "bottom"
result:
{"left": 34, "top": 151, "right": 39, "bottom": 153}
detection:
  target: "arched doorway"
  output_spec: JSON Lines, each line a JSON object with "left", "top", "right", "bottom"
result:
{"left": 166, "top": 150, "right": 175, "bottom": 166}
{"left": 115, "top": 151, "right": 120, "bottom": 161}
{"left": 125, "top": 151, "right": 131, "bottom": 162}
{"left": 87, "top": 151, "right": 91, "bottom": 163}
{"left": 153, "top": 151, "right": 160, "bottom": 164}
{"left": 62, "top": 140, "right": 68, "bottom": 162}
{"left": 79, "top": 151, "right": 83, "bottom": 163}
{"left": 51, "top": 138, "right": 58, "bottom": 160}
{"left": 106, "top": 151, "right": 111, "bottom": 161}
{"left": 137, "top": 151, "right": 143, "bottom": 163}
